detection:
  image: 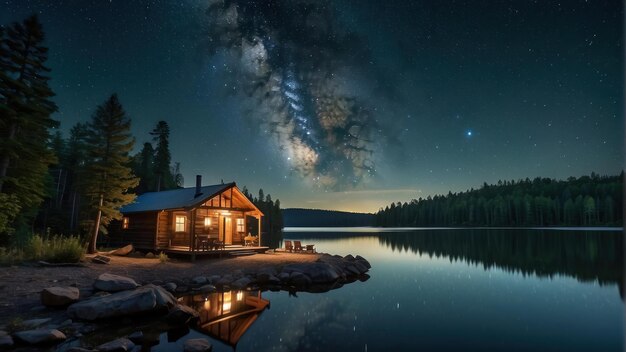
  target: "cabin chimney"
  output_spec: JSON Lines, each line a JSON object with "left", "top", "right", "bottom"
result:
{"left": 195, "top": 175, "right": 202, "bottom": 197}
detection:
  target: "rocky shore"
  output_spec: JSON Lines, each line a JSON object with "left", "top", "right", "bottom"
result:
{"left": 0, "top": 253, "right": 370, "bottom": 351}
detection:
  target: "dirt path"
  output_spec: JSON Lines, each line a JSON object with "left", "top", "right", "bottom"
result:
{"left": 0, "top": 252, "right": 320, "bottom": 322}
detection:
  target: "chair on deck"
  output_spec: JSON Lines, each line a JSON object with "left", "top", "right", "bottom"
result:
{"left": 284, "top": 240, "right": 293, "bottom": 252}
{"left": 294, "top": 241, "right": 304, "bottom": 252}
{"left": 213, "top": 240, "right": 225, "bottom": 251}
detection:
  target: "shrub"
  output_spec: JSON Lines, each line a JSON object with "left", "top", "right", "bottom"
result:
{"left": 0, "top": 247, "right": 24, "bottom": 265}
{"left": 23, "top": 235, "right": 85, "bottom": 263}
{"left": 158, "top": 251, "right": 168, "bottom": 263}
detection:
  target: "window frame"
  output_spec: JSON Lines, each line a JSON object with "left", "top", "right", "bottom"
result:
{"left": 174, "top": 215, "right": 186, "bottom": 232}
{"left": 122, "top": 217, "right": 129, "bottom": 229}
{"left": 236, "top": 218, "right": 245, "bottom": 233}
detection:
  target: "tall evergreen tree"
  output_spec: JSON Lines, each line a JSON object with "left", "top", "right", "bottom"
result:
{"left": 150, "top": 120, "right": 174, "bottom": 191}
{"left": 132, "top": 142, "right": 155, "bottom": 194}
{"left": 0, "top": 15, "right": 58, "bottom": 240}
{"left": 81, "top": 94, "right": 138, "bottom": 253}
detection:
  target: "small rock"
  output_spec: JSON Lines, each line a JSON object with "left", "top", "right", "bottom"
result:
{"left": 268, "top": 275, "right": 281, "bottom": 285}
{"left": 68, "top": 347, "right": 95, "bottom": 352}
{"left": 231, "top": 270, "right": 244, "bottom": 279}
{"left": 216, "top": 275, "right": 233, "bottom": 287}
{"left": 128, "top": 331, "right": 143, "bottom": 344}
{"left": 175, "top": 286, "right": 189, "bottom": 293}
{"left": 0, "top": 331, "right": 13, "bottom": 348}
{"left": 193, "top": 284, "right": 216, "bottom": 293}
{"left": 152, "top": 280, "right": 164, "bottom": 286}
{"left": 344, "top": 254, "right": 355, "bottom": 261}
{"left": 231, "top": 277, "right": 252, "bottom": 289}
{"left": 207, "top": 275, "right": 221, "bottom": 284}
{"left": 183, "top": 338, "right": 213, "bottom": 352}
{"left": 278, "top": 272, "right": 290, "bottom": 281}
{"left": 21, "top": 318, "right": 51, "bottom": 329}
{"left": 356, "top": 255, "right": 371, "bottom": 269}
{"left": 14, "top": 329, "right": 66, "bottom": 345}
{"left": 256, "top": 272, "right": 271, "bottom": 283}
{"left": 111, "top": 244, "right": 133, "bottom": 256}
{"left": 41, "top": 286, "right": 80, "bottom": 307}
{"left": 163, "top": 282, "right": 177, "bottom": 292}
{"left": 166, "top": 304, "right": 199, "bottom": 325}
{"left": 145, "top": 252, "right": 155, "bottom": 258}
{"left": 94, "top": 273, "right": 139, "bottom": 292}
{"left": 96, "top": 337, "right": 135, "bottom": 352}
{"left": 191, "top": 276, "right": 208, "bottom": 285}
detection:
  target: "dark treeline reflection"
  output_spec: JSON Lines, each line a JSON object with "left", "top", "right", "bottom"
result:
{"left": 379, "top": 229, "right": 623, "bottom": 292}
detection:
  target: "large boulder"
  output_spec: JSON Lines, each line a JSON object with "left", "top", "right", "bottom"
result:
{"left": 183, "top": 338, "right": 213, "bottom": 352}
{"left": 41, "top": 286, "right": 80, "bottom": 307}
{"left": 94, "top": 273, "right": 139, "bottom": 292}
{"left": 96, "top": 337, "right": 135, "bottom": 352}
{"left": 67, "top": 285, "right": 176, "bottom": 321}
{"left": 282, "top": 262, "right": 341, "bottom": 283}
{"left": 231, "top": 277, "right": 252, "bottom": 289}
{"left": 13, "top": 329, "right": 66, "bottom": 345}
{"left": 166, "top": 304, "right": 199, "bottom": 325}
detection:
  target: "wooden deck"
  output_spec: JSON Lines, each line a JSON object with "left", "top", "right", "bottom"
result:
{"left": 163, "top": 245, "right": 269, "bottom": 258}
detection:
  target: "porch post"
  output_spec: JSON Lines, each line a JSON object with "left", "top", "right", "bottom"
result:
{"left": 257, "top": 215, "right": 262, "bottom": 247}
{"left": 190, "top": 209, "right": 196, "bottom": 262}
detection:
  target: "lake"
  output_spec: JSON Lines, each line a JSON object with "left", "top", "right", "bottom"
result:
{"left": 154, "top": 228, "right": 624, "bottom": 352}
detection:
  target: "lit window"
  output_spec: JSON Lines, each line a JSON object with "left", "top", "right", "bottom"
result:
{"left": 222, "top": 291, "right": 231, "bottom": 313}
{"left": 175, "top": 215, "right": 186, "bottom": 232}
{"left": 236, "top": 218, "right": 244, "bottom": 232}
{"left": 204, "top": 217, "right": 211, "bottom": 227}
{"left": 122, "top": 217, "right": 129, "bottom": 229}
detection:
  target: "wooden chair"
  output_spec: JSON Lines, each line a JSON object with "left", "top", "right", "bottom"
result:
{"left": 284, "top": 240, "right": 293, "bottom": 252}
{"left": 294, "top": 241, "right": 304, "bottom": 252}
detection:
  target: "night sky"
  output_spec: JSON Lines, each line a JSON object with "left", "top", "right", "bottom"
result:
{"left": 1, "top": 0, "right": 623, "bottom": 212}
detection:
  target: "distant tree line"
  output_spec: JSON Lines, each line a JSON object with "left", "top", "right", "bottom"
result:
{"left": 283, "top": 208, "right": 375, "bottom": 227}
{"left": 241, "top": 187, "right": 283, "bottom": 247}
{"left": 378, "top": 229, "right": 623, "bottom": 295}
{"left": 376, "top": 173, "right": 623, "bottom": 227}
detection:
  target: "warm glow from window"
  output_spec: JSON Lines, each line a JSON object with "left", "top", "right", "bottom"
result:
{"left": 203, "top": 297, "right": 211, "bottom": 310}
{"left": 236, "top": 291, "right": 243, "bottom": 301}
{"left": 237, "top": 218, "right": 244, "bottom": 232}
{"left": 204, "top": 217, "right": 211, "bottom": 227}
{"left": 223, "top": 291, "right": 231, "bottom": 313}
{"left": 122, "top": 217, "right": 129, "bottom": 229}
{"left": 175, "top": 215, "right": 185, "bottom": 232}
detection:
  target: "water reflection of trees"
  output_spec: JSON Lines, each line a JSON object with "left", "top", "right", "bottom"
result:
{"left": 379, "top": 230, "right": 623, "bottom": 288}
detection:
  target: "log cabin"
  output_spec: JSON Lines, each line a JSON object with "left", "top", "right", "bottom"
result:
{"left": 108, "top": 175, "right": 264, "bottom": 255}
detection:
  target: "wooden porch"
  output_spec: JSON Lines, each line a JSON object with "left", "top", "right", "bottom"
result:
{"left": 164, "top": 245, "right": 269, "bottom": 258}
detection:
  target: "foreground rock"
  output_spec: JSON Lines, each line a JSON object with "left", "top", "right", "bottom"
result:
{"left": 41, "top": 286, "right": 80, "bottom": 307}
{"left": 0, "top": 331, "right": 13, "bottom": 348}
{"left": 184, "top": 338, "right": 213, "bottom": 352}
{"left": 93, "top": 273, "right": 140, "bottom": 292}
{"left": 96, "top": 337, "right": 135, "bottom": 352}
{"left": 13, "top": 329, "right": 66, "bottom": 345}
{"left": 67, "top": 284, "right": 176, "bottom": 321}
{"left": 166, "top": 304, "right": 199, "bottom": 325}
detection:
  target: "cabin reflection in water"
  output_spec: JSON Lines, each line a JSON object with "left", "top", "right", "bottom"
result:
{"left": 180, "top": 290, "right": 270, "bottom": 347}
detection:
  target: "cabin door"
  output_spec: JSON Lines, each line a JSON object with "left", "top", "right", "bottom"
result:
{"left": 224, "top": 217, "right": 233, "bottom": 245}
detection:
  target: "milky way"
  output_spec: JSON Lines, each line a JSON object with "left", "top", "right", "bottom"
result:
{"left": 203, "top": 0, "right": 388, "bottom": 190}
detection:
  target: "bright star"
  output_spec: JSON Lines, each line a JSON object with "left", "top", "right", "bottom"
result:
{"left": 466, "top": 130, "right": 473, "bottom": 137}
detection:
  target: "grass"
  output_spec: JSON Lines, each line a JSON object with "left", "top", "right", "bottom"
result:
{"left": 0, "top": 234, "right": 86, "bottom": 265}
{"left": 158, "top": 251, "right": 169, "bottom": 263}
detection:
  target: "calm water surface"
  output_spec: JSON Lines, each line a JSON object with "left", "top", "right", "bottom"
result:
{"left": 155, "top": 228, "right": 624, "bottom": 352}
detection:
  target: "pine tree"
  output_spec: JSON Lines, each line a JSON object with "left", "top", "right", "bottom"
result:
{"left": 81, "top": 94, "right": 138, "bottom": 253}
{"left": 0, "top": 15, "right": 58, "bottom": 240}
{"left": 150, "top": 120, "right": 174, "bottom": 191}
{"left": 132, "top": 142, "right": 155, "bottom": 194}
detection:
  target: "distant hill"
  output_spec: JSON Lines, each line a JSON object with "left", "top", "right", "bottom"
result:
{"left": 283, "top": 208, "right": 375, "bottom": 227}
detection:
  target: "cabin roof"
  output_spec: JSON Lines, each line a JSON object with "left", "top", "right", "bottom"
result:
{"left": 121, "top": 182, "right": 237, "bottom": 213}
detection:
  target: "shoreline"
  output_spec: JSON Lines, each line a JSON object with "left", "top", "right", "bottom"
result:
{"left": 0, "top": 251, "right": 370, "bottom": 323}
{"left": 283, "top": 226, "right": 624, "bottom": 232}
{"left": 0, "top": 252, "right": 318, "bottom": 321}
